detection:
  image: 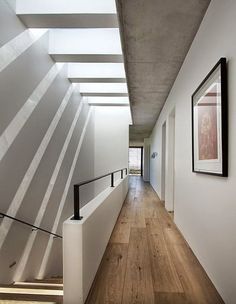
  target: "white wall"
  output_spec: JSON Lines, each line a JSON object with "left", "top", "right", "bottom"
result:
{"left": 93, "top": 106, "right": 130, "bottom": 194}
{"left": 62, "top": 105, "right": 130, "bottom": 303}
{"left": 149, "top": 1, "right": 236, "bottom": 303}
{"left": 63, "top": 176, "right": 128, "bottom": 304}
{"left": 0, "top": 2, "right": 91, "bottom": 283}
{"left": 0, "top": 2, "right": 131, "bottom": 284}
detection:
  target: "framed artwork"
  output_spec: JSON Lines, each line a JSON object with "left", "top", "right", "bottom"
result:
{"left": 192, "top": 58, "right": 228, "bottom": 176}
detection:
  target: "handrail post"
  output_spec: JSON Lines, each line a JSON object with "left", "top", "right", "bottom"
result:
{"left": 73, "top": 168, "right": 128, "bottom": 218}
{"left": 111, "top": 173, "right": 114, "bottom": 187}
{"left": 73, "top": 185, "right": 83, "bottom": 220}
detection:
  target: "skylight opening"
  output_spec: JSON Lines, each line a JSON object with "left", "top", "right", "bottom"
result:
{"left": 79, "top": 83, "right": 128, "bottom": 93}
{"left": 16, "top": 0, "right": 117, "bottom": 14}
{"left": 68, "top": 63, "right": 125, "bottom": 78}
{"left": 87, "top": 96, "right": 129, "bottom": 104}
{"left": 28, "top": 28, "right": 48, "bottom": 38}
{"left": 49, "top": 29, "right": 122, "bottom": 55}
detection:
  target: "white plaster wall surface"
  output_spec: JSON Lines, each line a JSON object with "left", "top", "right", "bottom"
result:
{"left": 0, "top": 1, "right": 131, "bottom": 285}
{"left": 0, "top": 0, "right": 23, "bottom": 46}
{"left": 94, "top": 106, "right": 130, "bottom": 194}
{"left": 149, "top": 1, "right": 236, "bottom": 302}
{"left": 61, "top": 104, "right": 130, "bottom": 245}
{"left": 63, "top": 176, "right": 129, "bottom": 304}
{"left": 0, "top": 33, "right": 53, "bottom": 136}
{"left": 0, "top": 2, "right": 94, "bottom": 283}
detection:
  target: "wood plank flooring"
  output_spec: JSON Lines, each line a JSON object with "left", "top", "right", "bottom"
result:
{"left": 86, "top": 176, "right": 224, "bottom": 304}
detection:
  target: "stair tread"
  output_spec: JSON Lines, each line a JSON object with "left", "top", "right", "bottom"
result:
{"left": 0, "top": 287, "right": 63, "bottom": 296}
{"left": 32, "top": 279, "right": 63, "bottom": 284}
{"left": 0, "top": 278, "right": 63, "bottom": 303}
{"left": 4, "top": 284, "right": 63, "bottom": 290}
{"left": 0, "top": 292, "right": 62, "bottom": 303}
{"left": 0, "top": 301, "right": 57, "bottom": 304}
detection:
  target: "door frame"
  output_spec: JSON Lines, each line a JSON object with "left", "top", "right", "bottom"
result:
{"left": 164, "top": 108, "right": 176, "bottom": 212}
{"left": 129, "top": 146, "right": 143, "bottom": 176}
{"left": 161, "top": 122, "right": 167, "bottom": 201}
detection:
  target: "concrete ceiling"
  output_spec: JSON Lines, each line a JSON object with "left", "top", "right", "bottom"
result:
{"left": 116, "top": 0, "right": 211, "bottom": 143}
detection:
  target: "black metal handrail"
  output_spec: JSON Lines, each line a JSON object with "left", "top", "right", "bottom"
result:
{"left": 0, "top": 212, "right": 62, "bottom": 239}
{"left": 73, "top": 167, "right": 128, "bottom": 220}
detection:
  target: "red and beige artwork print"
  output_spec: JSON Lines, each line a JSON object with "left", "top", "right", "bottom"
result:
{"left": 197, "top": 83, "right": 219, "bottom": 160}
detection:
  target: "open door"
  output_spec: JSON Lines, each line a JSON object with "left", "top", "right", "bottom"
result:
{"left": 129, "top": 147, "right": 143, "bottom": 176}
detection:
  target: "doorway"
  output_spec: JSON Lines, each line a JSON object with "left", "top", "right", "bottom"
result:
{"left": 162, "top": 109, "right": 176, "bottom": 213}
{"left": 161, "top": 122, "right": 166, "bottom": 201}
{"left": 168, "top": 109, "right": 176, "bottom": 213}
{"left": 129, "top": 147, "right": 143, "bottom": 176}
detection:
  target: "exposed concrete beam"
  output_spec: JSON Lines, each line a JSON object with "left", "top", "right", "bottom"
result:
{"left": 18, "top": 14, "right": 118, "bottom": 28}
{"left": 50, "top": 54, "right": 123, "bottom": 63}
{"left": 81, "top": 93, "right": 128, "bottom": 97}
{"left": 88, "top": 103, "right": 129, "bottom": 106}
{"left": 69, "top": 78, "right": 127, "bottom": 83}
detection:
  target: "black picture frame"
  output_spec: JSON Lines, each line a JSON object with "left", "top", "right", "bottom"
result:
{"left": 192, "top": 57, "right": 228, "bottom": 177}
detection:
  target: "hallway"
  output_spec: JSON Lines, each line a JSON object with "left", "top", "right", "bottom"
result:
{"left": 86, "top": 176, "right": 224, "bottom": 304}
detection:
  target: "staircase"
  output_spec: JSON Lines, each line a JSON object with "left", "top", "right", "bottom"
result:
{"left": 0, "top": 278, "right": 63, "bottom": 303}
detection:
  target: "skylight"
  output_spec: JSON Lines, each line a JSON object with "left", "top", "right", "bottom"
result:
{"left": 16, "top": 0, "right": 117, "bottom": 14}
{"left": 68, "top": 63, "right": 126, "bottom": 78}
{"left": 15, "top": 0, "right": 131, "bottom": 112}
{"left": 87, "top": 96, "right": 129, "bottom": 105}
{"left": 49, "top": 29, "right": 122, "bottom": 55}
{"left": 79, "top": 83, "right": 128, "bottom": 93}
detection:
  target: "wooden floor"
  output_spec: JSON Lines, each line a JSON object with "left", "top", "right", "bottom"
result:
{"left": 86, "top": 176, "right": 224, "bottom": 304}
